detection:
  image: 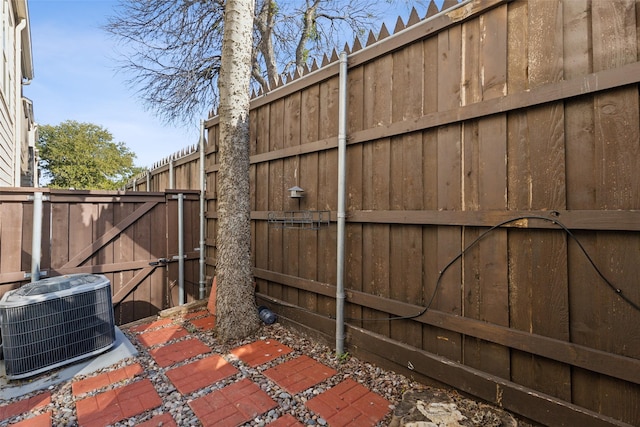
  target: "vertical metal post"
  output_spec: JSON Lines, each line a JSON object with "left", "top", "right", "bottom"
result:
{"left": 336, "top": 52, "right": 348, "bottom": 355}
{"left": 198, "top": 120, "right": 206, "bottom": 300}
{"left": 178, "top": 193, "right": 185, "bottom": 305}
{"left": 146, "top": 170, "right": 151, "bottom": 192}
{"left": 31, "top": 191, "right": 43, "bottom": 282}
{"left": 14, "top": 20, "right": 26, "bottom": 186}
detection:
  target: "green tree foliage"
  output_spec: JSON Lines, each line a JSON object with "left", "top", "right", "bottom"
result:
{"left": 37, "top": 120, "right": 141, "bottom": 189}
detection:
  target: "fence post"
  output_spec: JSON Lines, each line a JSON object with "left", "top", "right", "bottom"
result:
{"left": 177, "top": 193, "right": 185, "bottom": 304}
{"left": 336, "top": 51, "right": 348, "bottom": 355}
{"left": 199, "top": 119, "right": 206, "bottom": 300}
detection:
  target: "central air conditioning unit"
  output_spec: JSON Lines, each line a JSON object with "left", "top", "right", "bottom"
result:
{"left": 0, "top": 274, "right": 115, "bottom": 379}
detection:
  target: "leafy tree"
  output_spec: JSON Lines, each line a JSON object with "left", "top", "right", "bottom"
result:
{"left": 215, "top": 0, "right": 261, "bottom": 341}
{"left": 37, "top": 120, "right": 141, "bottom": 189}
{"left": 105, "top": 0, "right": 395, "bottom": 124}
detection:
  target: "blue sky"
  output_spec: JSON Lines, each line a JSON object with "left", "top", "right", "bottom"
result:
{"left": 24, "top": 1, "right": 442, "bottom": 170}
{"left": 25, "top": 0, "right": 200, "bottom": 169}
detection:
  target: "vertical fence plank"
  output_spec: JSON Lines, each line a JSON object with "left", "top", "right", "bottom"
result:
{"left": 132, "top": 199, "right": 153, "bottom": 316}
{"left": 254, "top": 105, "right": 270, "bottom": 296}
{"left": 430, "top": 22, "right": 463, "bottom": 362}
{"left": 298, "top": 86, "right": 320, "bottom": 313}
{"left": 268, "top": 98, "right": 285, "bottom": 300}
{"left": 421, "top": 31, "right": 440, "bottom": 354}
{"left": 563, "top": 0, "right": 601, "bottom": 415}
{"left": 283, "top": 93, "right": 302, "bottom": 307}
{"left": 361, "top": 49, "right": 393, "bottom": 335}
{"left": 119, "top": 201, "right": 137, "bottom": 324}
{"left": 40, "top": 199, "right": 52, "bottom": 275}
{"left": 585, "top": 0, "right": 640, "bottom": 422}
{"left": 389, "top": 132, "right": 424, "bottom": 348}
{"left": 51, "top": 201, "right": 70, "bottom": 270}
{"left": 0, "top": 201, "right": 24, "bottom": 292}
{"left": 317, "top": 75, "right": 339, "bottom": 318}
{"left": 150, "top": 202, "right": 166, "bottom": 311}
{"left": 363, "top": 137, "right": 391, "bottom": 336}
{"left": 346, "top": 64, "right": 364, "bottom": 327}
{"left": 510, "top": 0, "right": 571, "bottom": 402}
{"left": 462, "top": 4, "right": 510, "bottom": 380}
{"left": 20, "top": 200, "right": 33, "bottom": 278}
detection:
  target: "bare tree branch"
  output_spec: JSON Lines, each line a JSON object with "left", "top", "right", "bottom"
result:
{"left": 105, "top": 0, "right": 401, "bottom": 125}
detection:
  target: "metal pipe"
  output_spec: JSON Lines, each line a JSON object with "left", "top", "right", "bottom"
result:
{"left": 31, "top": 191, "right": 43, "bottom": 282}
{"left": 178, "top": 193, "right": 185, "bottom": 305}
{"left": 336, "top": 51, "right": 348, "bottom": 355}
{"left": 198, "top": 119, "right": 206, "bottom": 300}
{"left": 14, "top": 19, "right": 26, "bottom": 186}
{"left": 146, "top": 170, "right": 151, "bottom": 191}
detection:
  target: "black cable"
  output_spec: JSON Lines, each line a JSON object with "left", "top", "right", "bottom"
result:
{"left": 263, "top": 214, "right": 640, "bottom": 321}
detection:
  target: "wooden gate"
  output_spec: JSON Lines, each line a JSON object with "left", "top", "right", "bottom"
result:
{"left": 0, "top": 188, "right": 202, "bottom": 324}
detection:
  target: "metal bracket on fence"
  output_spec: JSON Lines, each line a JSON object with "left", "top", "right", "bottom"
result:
{"left": 26, "top": 195, "right": 50, "bottom": 201}
{"left": 268, "top": 210, "right": 331, "bottom": 230}
{"left": 24, "top": 270, "right": 48, "bottom": 279}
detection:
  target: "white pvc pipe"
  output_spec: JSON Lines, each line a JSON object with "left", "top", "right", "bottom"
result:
{"left": 198, "top": 120, "right": 206, "bottom": 300}
{"left": 14, "top": 20, "right": 26, "bottom": 186}
{"left": 31, "top": 191, "right": 43, "bottom": 282}
{"left": 336, "top": 51, "right": 348, "bottom": 355}
{"left": 178, "top": 193, "right": 185, "bottom": 305}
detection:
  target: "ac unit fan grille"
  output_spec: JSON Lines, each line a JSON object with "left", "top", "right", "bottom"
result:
{"left": 0, "top": 278, "right": 115, "bottom": 379}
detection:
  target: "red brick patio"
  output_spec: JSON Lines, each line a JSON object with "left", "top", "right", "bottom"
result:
{"left": 0, "top": 314, "right": 391, "bottom": 427}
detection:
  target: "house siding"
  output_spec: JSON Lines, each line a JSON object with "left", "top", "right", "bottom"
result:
{"left": 0, "top": 0, "right": 34, "bottom": 187}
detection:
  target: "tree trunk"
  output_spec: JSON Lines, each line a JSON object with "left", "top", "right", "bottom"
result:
{"left": 216, "top": 0, "right": 260, "bottom": 341}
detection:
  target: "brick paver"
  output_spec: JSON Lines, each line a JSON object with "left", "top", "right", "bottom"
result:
{"left": 263, "top": 355, "right": 336, "bottom": 394}
{"left": 72, "top": 363, "right": 143, "bottom": 396}
{"left": 129, "top": 318, "right": 173, "bottom": 333}
{"left": 137, "top": 413, "right": 177, "bottom": 427}
{"left": 305, "top": 378, "right": 390, "bottom": 427}
{"left": 137, "top": 324, "right": 189, "bottom": 347}
{"left": 230, "top": 339, "right": 292, "bottom": 367}
{"left": 166, "top": 354, "right": 238, "bottom": 395}
{"left": 189, "top": 378, "right": 277, "bottom": 427}
{"left": 190, "top": 314, "right": 216, "bottom": 331}
{"left": 0, "top": 392, "right": 50, "bottom": 421}
{"left": 267, "top": 414, "right": 304, "bottom": 426}
{"left": 76, "top": 379, "right": 162, "bottom": 427}
{"left": 149, "top": 337, "right": 211, "bottom": 367}
{"left": 10, "top": 411, "right": 52, "bottom": 427}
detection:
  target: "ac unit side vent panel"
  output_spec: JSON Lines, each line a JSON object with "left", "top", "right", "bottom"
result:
{"left": 0, "top": 274, "right": 115, "bottom": 379}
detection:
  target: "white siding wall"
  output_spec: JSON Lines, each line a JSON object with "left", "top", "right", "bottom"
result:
{"left": 0, "top": 0, "right": 33, "bottom": 187}
{"left": 0, "top": 0, "right": 15, "bottom": 186}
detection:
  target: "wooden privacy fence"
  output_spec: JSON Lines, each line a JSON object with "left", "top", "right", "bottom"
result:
{"left": 133, "top": 0, "right": 640, "bottom": 425}
{"left": 0, "top": 188, "right": 202, "bottom": 324}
